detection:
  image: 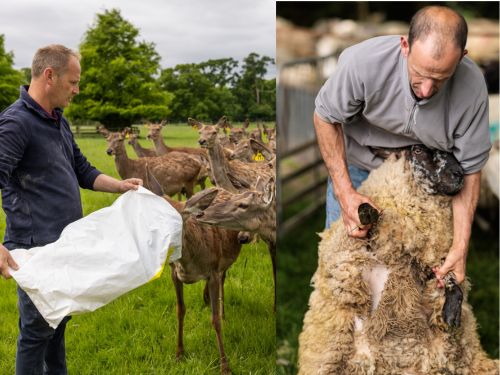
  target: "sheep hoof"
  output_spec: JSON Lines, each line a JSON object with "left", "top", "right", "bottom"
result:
{"left": 442, "top": 272, "right": 463, "bottom": 328}
{"left": 358, "top": 203, "right": 380, "bottom": 225}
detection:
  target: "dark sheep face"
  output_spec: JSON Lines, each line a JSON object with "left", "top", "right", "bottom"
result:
{"left": 408, "top": 145, "right": 464, "bottom": 196}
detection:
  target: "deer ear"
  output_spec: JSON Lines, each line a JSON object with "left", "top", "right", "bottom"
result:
{"left": 183, "top": 188, "right": 219, "bottom": 214}
{"left": 145, "top": 164, "right": 164, "bottom": 197}
{"left": 135, "top": 129, "right": 140, "bottom": 135}
{"left": 188, "top": 118, "right": 204, "bottom": 130}
{"left": 160, "top": 117, "right": 167, "bottom": 126}
{"left": 227, "top": 173, "right": 252, "bottom": 191}
{"left": 99, "top": 126, "right": 111, "bottom": 137}
{"left": 141, "top": 118, "right": 152, "bottom": 125}
{"left": 121, "top": 127, "right": 130, "bottom": 137}
{"left": 263, "top": 177, "right": 275, "bottom": 206}
{"left": 215, "top": 116, "right": 227, "bottom": 131}
{"left": 250, "top": 139, "right": 273, "bottom": 161}
{"left": 243, "top": 119, "right": 250, "bottom": 129}
{"left": 255, "top": 176, "right": 265, "bottom": 192}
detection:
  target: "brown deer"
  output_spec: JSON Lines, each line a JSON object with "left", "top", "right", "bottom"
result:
{"left": 262, "top": 123, "right": 276, "bottom": 138}
{"left": 246, "top": 122, "right": 263, "bottom": 143}
{"left": 231, "top": 139, "right": 272, "bottom": 163}
{"left": 126, "top": 129, "right": 157, "bottom": 158}
{"left": 250, "top": 139, "right": 276, "bottom": 176}
{"left": 195, "top": 175, "right": 276, "bottom": 311}
{"left": 227, "top": 119, "right": 249, "bottom": 145}
{"left": 99, "top": 127, "right": 200, "bottom": 199}
{"left": 191, "top": 116, "right": 273, "bottom": 194}
{"left": 218, "top": 128, "right": 234, "bottom": 150}
{"left": 145, "top": 166, "right": 241, "bottom": 375}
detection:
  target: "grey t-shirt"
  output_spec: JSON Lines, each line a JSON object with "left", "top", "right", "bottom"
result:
{"left": 315, "top": 35, "right": 491, "bottom": 174}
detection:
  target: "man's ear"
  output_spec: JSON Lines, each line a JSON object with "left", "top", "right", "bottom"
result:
{"left": 400, "top": 36, "right": 410, "bottom": 58}
{"left": 44, "top": 67, "right": 56, "bottom": 85}
{"left": 459, "top": 49, "right": 468, "bottom": 63}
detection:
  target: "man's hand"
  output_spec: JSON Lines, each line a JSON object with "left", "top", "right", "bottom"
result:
{"left": 433, "top": 247, "right": 467, "bottom": 288}
{"left": 116, "top": 178, "right": 143, "bottom": 194}
{"left": 338, "top": 188, "right": 381, "bottom": 238}
{"left": 0, "top": 244, "right": 19, "bottom": 279}
{"left": 93, "top": 174, "right": 143, "bottom": 194}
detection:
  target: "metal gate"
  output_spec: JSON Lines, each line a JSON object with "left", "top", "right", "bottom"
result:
{"left": 276, "top": 53, "right": 339, "bottom": 236}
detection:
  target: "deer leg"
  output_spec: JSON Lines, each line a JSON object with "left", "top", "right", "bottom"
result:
{"left": 220, "top": 270, "right": 226, "bottom": 321}
{"left": 170, "top": 266, "right": 186, "bottom": 361}
{"left": 203, "top": 281, "right": 210, "bottom": 304}
{"left": 209, "top": 271, "right": 231, "bottom": 374}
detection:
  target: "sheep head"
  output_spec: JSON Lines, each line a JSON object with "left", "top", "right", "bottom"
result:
{"left": 371, "top": 145, "right": 465, "bottom": 196}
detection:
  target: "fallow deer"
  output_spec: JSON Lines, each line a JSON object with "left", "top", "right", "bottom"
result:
{"left": 227, "top": 119, "right": 249, "bottom": 145}
{"left": 145, "top": 166, "right": 242, "bottom": 375}
{"left": 126, "top": 129, "right": 157, "bottom": 158}
{"left": 195, "top": 175, "right": 276, "bottom": 311}
{"left": 191, "top": 116, "right": 273, "bottom": 194}
{"left": 99, "top": 127, "right": 200, "bottom": 199}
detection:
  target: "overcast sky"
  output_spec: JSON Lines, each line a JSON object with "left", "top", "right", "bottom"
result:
{"left": 1, "top": 0, "right": 276, "bottom": 79}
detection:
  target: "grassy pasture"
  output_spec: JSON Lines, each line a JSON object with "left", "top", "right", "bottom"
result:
{"left": 0, "top": 123, "right": 277, "bottom": 374}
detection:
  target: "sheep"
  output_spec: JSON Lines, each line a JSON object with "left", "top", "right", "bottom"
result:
{"left": 298, "top": 145, "right": 499, "bottom": 375}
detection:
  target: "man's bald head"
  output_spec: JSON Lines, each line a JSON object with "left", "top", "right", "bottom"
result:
{"left": 408, "top": 6, "right": 468, "bottom": 59}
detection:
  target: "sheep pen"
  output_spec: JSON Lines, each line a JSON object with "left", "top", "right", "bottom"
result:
{"left": 298, "top": 145, "right": 499, "bottom": 375}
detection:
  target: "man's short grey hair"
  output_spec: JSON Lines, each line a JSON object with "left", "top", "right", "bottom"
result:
{"left": 408, "top": 6, "right": 468, "bottom": 58}
{"left": 32, "top": 45, "right": 81, "bottom": 80}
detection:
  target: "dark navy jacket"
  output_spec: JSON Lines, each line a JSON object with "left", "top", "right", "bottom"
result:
{"left": 0, "top": 85, "right": 102, "bottom": 245}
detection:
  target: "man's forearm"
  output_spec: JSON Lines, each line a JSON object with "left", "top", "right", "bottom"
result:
{"left": 313, "top": 112, "right": 354, "bottom": 197}
{"left": 93, "top": 174, "right": 122, "bottom": 194}
{"left": 452, "top": 171, "right": 481, "bottom": 252}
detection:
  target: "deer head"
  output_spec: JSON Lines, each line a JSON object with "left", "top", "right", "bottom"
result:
{"left": 144, "top": 118, "right": 167, "bottom": 140}
{"left": 100, "top": 127, "right": 128, "bottom": 156}
{"left": 228, "top": 119, "right": 249, "bottom": 145}
{"left": 195, "top": 176, "right": 275, "bottom": 233}
{"left": 193, "top": 116, "right": 227, "bottom": 149}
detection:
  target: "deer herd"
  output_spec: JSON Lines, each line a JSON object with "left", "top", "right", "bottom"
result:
{"left": 99, "top": 116, "right": 276, "bottom": 374}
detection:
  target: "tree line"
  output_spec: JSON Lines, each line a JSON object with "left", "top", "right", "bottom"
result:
{"left": 0, "top": 8, "right": 275, "bottom": 129}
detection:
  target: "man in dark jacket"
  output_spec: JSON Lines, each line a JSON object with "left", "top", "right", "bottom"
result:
{"left": 0, "top": 44, "right": 142, "bottom": 374}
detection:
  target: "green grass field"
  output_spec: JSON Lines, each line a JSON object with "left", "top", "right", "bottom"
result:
{"left": 276, "top": 208, "right": 499, "bottom": 374}
{"left": 0, "top": 123, "right": 276, "bottom": 374}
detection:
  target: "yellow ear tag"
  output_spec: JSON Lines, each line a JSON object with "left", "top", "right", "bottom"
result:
{"left": 253, "top": 150, "right": 264, "bottom": 161}
{"left": 225, "top": 126, "right": 230, "bottom": 131}
{"left": 144, "top": 124, "right": 149, "bottom": 128}
{"left": 265, "top": 133, "right": 269, "bottom": 138}
{"left": 192, "top": 124, "right": 198, "bottom": 130}
{"left": 126, "top": 133, "right": 130, "bottom": 138}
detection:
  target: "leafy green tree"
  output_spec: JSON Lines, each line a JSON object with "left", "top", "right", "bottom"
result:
{"left": 0, "top": 34, "right": 24, "bottom": 112}
{"left": 198, "top": 58, "right": 240, "bottom": 90}
{"left": 20, "top": 67, "right": 31, "bottom": 84}
{"left": 65, "top": 8, "right": 173, "bottom": 129}
{"left": 233, "top": 53, "right": 275, "bottom": 121}
{"left": 158, "top": 63, "right": 237, "bottom": 122}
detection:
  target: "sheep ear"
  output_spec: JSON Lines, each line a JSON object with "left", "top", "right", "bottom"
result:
{"left": 370, "top": 147, "right": 408, "bottom": 160}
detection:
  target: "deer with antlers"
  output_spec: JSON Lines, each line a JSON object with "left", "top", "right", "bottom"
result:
{"left": 191, "top": 116, "right": 273, "bottom": 194}
{"left": 145, "top": 166, "right": 242, "bottom": 375}
{"left": 99, "top": 127, "right": 200, "bottom": 199}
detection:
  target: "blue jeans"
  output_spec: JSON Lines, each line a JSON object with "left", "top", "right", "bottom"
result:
{"left": 4, "top": 236, "right": 71, "bottom": 375}
{"left": 326, "top": 164, "right": 370, "bottom": 229}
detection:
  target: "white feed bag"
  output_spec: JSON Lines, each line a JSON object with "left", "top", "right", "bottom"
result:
{"left": 8, "top": 186, "right": 182, "bottom": 328}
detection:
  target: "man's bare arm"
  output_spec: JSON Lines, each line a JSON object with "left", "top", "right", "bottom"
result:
{"left": 434, "top": 171, "right": 480, "bottom": 286}
{"left": 93, "top": 174, "right": 143, "bottom": 194}
{"left": 314, "top": 112, "right": 380, "bottom": 237}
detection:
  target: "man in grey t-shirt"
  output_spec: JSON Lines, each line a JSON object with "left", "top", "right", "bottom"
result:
{"left": 314, "top": 6, "right": 490, "bottom": 288}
